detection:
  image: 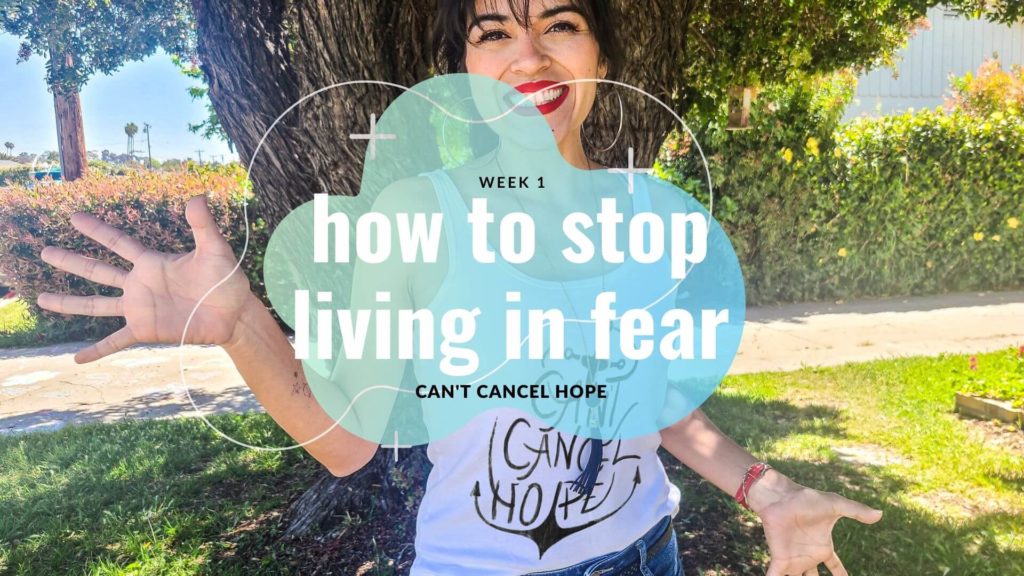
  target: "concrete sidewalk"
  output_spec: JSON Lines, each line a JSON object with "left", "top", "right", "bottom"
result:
{"left": 2, "top": 290, "right": 1022, "bottom": 435}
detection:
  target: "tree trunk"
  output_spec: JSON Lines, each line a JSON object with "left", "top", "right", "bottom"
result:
{"left": 190, "top": 0, "right": 700, "bottom": 539}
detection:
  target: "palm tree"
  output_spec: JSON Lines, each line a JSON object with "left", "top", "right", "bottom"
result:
{"left": 3, "top": 142, "right": 13, "bottom": 156}
{"left": 124, "top": 123, "right": 138, "bottom": 161}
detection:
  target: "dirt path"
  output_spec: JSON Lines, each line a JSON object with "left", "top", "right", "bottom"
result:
{"left": 2, "top": 290, "right": 1022, "bottom": 435}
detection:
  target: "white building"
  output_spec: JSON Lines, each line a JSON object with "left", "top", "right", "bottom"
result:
{"left": 845, "top": 5, "right": 1024, "bottom": 119}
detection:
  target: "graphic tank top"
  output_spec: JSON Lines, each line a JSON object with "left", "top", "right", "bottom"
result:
{"left": 409, "top": 168, "right": 682, "bottom": 575}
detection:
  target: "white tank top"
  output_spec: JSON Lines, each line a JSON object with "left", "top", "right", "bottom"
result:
{"left": 409, "top": 168, "right": 681, "bottom": 575}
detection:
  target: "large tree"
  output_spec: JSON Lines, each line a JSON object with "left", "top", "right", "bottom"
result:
{"left": 187, "top": 0, "right": 1019, "bottom": 539}
{"left": 188, "top": 0, "right": 1021, "bottom": 228}
{"left": 1, "top": 0, "right": 193, "bottom": 180}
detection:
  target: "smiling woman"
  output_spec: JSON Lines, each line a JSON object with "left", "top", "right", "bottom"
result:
{"left": 417, "top": 2, "right": 883, "bottom": 576}
{"left": 434, "top": 0, "right": 622, "bottom": 171}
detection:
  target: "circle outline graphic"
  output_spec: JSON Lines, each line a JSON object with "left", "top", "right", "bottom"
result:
{"left": 177, "top": 76, "right": 718, "bottom": 451}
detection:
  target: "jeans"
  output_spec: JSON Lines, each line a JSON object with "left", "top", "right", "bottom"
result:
{"left": 522, "top": 515, "right": 682, "bottom": 576}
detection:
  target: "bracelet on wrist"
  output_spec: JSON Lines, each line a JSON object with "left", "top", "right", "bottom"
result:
{"left": 734, "top": 461, "right": 772, "bottom": 511}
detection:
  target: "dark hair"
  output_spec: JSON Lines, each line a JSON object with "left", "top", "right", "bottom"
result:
{"left": 432, "top": 0, "right": 623, "bottom": 80}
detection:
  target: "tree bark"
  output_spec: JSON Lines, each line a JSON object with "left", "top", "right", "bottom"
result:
{"left": 190, "top": 0, "right": 701, "bottom": 538}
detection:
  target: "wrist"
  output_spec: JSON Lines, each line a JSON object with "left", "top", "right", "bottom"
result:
{"left": 745, "top": 468, "right": 799, "bottom": 514}
{"left": 223, "top": 292, "right": 266, "bottom": 354}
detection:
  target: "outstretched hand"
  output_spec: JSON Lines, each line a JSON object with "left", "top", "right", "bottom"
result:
{"left": 37, "top": 195, "right": 254, "bottom": 364}
{"left": 753, "top": 477, "right": 883, "bottom": 576}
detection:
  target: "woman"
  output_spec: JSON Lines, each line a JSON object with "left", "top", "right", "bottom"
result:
{"left": 36, "top": 0, "right": 882, "bottom": 574}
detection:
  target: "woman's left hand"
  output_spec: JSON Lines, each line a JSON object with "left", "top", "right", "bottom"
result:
{"left": 747, "top": 470, "right": 883, "bottom": 576}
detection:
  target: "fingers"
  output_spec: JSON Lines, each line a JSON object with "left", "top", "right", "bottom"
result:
{"left": 802, "top": 568, "right": 820, "bottom": 576}
{"left": 185, "top": 195, "right": 233, "bottom": 257}
{"left": 37, "top": 293, "right": 123, "bottom": 317}
{"left": 824, "top": 553, "right": 848, "bottom": 576}
{"left": 74, "top": 326, "right": 137, "bottom": 364}
{"left": 834, "top": 496, "right": 884, "bottom": 524}
{"left": 766, "top": 562, "right": 785, "bottom": 576}
{"left": 40, "top": 246, "right": 128, "bottom": 288}
{"left": 70, "top": 212, "right": 147, "bottom": 263}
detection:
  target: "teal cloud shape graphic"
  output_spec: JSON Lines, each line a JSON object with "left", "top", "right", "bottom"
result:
{"left": 260, "top": 73, "right": 745, "bottom": 448}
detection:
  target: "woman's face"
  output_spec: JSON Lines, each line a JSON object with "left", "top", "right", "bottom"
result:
{"left": 463, "top": 0, "right": 607, "bottom": 150}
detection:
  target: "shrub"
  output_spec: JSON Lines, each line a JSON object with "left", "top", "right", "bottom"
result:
{"left": 0, "top": 165, "right": 270, "bottom": 344}
{"left": 87, "top": 160, "right": 126, "bottom": 176}
{"left": 946, "top": 57, "right": 1024, "bottom": 118}
{"left": 658, "top": 67, "right": 1024, "bottom": 305}
{"left": 0, "top": 165, "right": 34, "bottom": 187}
{"left": 657, "top": 70, "right": 858, "bottom": 304}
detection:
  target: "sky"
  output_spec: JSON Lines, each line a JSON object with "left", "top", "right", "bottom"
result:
{"left": 0, "top": 33, "right": 236, "bottom": 163}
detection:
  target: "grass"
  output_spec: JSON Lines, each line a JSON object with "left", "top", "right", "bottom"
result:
{"left": 0, "top": 415, "right": 329, "bottom": 575}
{"left": 0, "top": 299, "right": 42, "bottom": 348}
{"left": 674, "top": 346, "right": 1024, "bottom": 575}
{"left": 1, "top": 349, "right": 1022, "bottom": 575}
{"left": 0, "top": 297, "right": 120, "bottom": 349}
{"left": 956, "top": 346, "right": 1024, "bottom": 408}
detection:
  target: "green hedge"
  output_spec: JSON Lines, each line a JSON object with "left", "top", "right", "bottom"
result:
{"left": 0, "top": 166, "right": 269, "bottom": 344}
{"left": 0, "top": 161, "right": 132, "bottom": 187}
{"left": 658, "top": 72, "right": 1024, "bottom": 305}
{"left": 0, "top": 166, "right": 34, "bottom": 187}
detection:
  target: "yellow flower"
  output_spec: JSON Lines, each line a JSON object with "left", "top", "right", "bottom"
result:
{"left": 1009, "top": 217, "right": 1020, "bottom": 229}
{"left": 973, "top": 232, "right": 985, "bottom": 241}
{"left": 837, "top": 247, "right": 848, "bottom": 258}
{"left": 806, "top": 137, "right": 820, "bottom": 157}
{"left": 992, "top": 234, "right": 1001, "bottom": 242}
{"left": 832, "top": 147, "right": 843, "bottom": 158}
{"left": 926, "top": 260, "right": 934, "bottom": 269}
{"left": 781, "top": 147, "right": 793, "bottom": 164}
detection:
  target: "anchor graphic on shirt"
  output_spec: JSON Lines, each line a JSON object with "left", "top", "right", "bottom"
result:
{"left": 471, "top": 466, "right": 640, "bottom": 558}
{"left": 470, "top": 341, "right": 644, "bottom": 558}
{"left": 468, "top": 412, "right": 638, "bottom": 557}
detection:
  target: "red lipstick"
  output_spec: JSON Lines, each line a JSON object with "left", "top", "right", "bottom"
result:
{"left": 507, "top": 79, "right": 570, "bottom": 115}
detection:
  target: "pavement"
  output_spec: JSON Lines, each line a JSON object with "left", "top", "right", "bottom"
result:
{"left": 1, "top": 290, "right": 1023, "bottom": 435}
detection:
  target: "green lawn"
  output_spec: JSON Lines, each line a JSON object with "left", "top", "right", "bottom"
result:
{"left": 0, "top": 299, "right": 41, "bottom": 348}
{"left": 0, "top": 298, "right": 121, "bottom": 349}
{"left": 1, "top": 349, "right": 1022, "bottom": 575}
{"left": 672, "top": 347, "right": 1024, "bottom": 575}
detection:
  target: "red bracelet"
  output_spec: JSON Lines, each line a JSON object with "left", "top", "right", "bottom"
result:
{"left": 735, "top": 462, "right": 772, "bottom": 510}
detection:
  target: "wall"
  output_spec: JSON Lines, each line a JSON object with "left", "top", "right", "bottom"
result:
{"left": 845, "top": 5, "right": 1024, "bottom": 119}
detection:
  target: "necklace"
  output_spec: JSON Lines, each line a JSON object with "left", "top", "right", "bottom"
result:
{"left": 493, "top": 142, "right": 608, "bottom": 496}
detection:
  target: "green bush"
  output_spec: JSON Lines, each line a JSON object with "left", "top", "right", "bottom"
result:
{"left": 0, "top": 165, "right": 34, "bottom": 187}
{"left": 87, "top": 159, "right": 126, "bottom": 176}
{"left": 946, "top": 57, "right": 1024, "bottom": 117}
{"left": 0, "top": 165, "right": 270, "bottom": 345}
{"left": 0, "top": 162, "right": 125, "bottom": 187}
{"left": 658, "top": 69, "right": 1024, "bottom": 305}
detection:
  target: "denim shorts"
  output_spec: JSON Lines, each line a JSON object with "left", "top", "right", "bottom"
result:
{"left": 522, "top": 515, "right": 682, "bottom": 576}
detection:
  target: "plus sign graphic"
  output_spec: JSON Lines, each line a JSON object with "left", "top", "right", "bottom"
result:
{"left": 381, "top": 430, "right": 411, "bottom": 462}
{"left": 349, "top": 113, "right": 397, "bottom": 160}
{"left": 608, "top": 146, "right": 653, "bottom": 195}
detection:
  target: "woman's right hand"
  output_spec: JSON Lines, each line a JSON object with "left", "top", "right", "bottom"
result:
{"left": 37, "top": 195, "right": 255, "bottom": 364}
